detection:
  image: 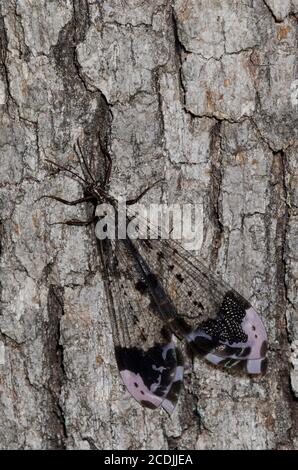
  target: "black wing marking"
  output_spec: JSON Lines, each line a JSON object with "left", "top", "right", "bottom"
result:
{"left": 125, "top": 206, "right": 268, "bottom": 375}
{"left": 98, "top": 238, "right": 184, "bottom": 411}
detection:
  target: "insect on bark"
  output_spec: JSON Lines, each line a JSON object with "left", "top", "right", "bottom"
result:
{"left": 38, "top": 137, "right": 268, "bottom": 413}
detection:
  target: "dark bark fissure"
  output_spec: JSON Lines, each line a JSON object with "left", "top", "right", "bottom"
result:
{"left": 0, "top": 12, "right": 17, "bottom": 116}
{"left": 171, "top": 8, "right": 189, "bottom": 117}
{"left": 262, "top": 1, "right": 284, "bottom": 23}
{"left": 46, "top": 285, "right": 67, "bottom": 448}
{"left": 208, "top": 121, "right": 224, "bottom": 264}
{"left": 278, "top": 151, "right": 298, "bottom": 445}
{"left": 268, "top": 150, "right": 297, "bottom": 448}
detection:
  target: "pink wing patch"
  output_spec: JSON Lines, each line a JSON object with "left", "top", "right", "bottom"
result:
{"left": 116, "top": 341, "right": 184, "bottom": 411}
{"left": 185, "top": 291, "right": 268, "bottom": 374}
{"left": 205, "top": 307, "right": 268, "bottom": 374}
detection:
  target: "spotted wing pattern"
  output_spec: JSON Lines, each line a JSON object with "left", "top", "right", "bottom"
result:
{"left": 185, "top": 292, "right": 268, "bottom": 374}
{"left": 98, "top": 238, "right": 184, "bottom": 412}
{"left": 97, "top": 207, "right": 268, "bottom": 412}
{"left": 126, "top": 207, "right": 268, "bottom": 375}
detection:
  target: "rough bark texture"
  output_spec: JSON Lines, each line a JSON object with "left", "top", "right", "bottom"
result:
{"left": 0, "top": 0, "right": 297, "bottom": 450}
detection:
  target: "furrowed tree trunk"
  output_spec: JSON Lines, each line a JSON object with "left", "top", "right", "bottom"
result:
{"left": 0, "top": 0, "right": 297, "bottom": 450}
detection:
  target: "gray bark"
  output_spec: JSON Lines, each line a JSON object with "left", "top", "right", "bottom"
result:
{"left": 0, "top": 0, "right": 297, "bottom": 450}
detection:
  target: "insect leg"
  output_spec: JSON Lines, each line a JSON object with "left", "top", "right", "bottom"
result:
{"left": 50, "top": 215, "right": 96, "bottom": 226}
{"left": 126, "top": 179, "right": 165, "bottom": 205}
{"left": 74, "top": 138, "right": 96, "bottom": 183}
{"left": 36, "top": 195, "right": 95, "bottom": 205}
{"left": 45, "top": 158, "right": 88, "bottom": 185}
{"left": 103, "top": 147, "right": 112, "bottom": 188}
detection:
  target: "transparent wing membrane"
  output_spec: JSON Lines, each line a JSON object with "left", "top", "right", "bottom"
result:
{"left": 98, "top": 238, "right": 184, "bottom": 411}
{"left": 123, "top": 206, "right": 268, "bottom": 375}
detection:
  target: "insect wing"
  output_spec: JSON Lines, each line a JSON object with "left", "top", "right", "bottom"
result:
{"left": 127, "top": 207, "right": 268, "bottom": 374}
{"left": 98, "top": 238, "right": 184, "bottom": 411}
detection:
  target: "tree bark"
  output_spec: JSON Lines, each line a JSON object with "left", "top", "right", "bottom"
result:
{"left": 0, "top": 0, "right": 297, "bottom": 450}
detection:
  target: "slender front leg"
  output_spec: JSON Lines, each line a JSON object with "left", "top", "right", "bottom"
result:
{"left": 75, "top": 139, "right": 95, "bottom": 183}
{"left": 126, "top": 179, "right": 165, "bottom": 205}
{"left": 36, "top": 195, "right": 95, "bottom": 206}
{"left": 50, "top": 215, "right": 97, "bottom": 226}
{"left": 104, "top": 150, "right": 112, "bottom": 187}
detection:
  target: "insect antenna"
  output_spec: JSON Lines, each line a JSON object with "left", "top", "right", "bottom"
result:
{"left": 74, "top": 134, "right": 113, "bottom": 194}
{"left": 74, "top": 138, "right": 96, "bottom": 184}
{"left": 126, "top": 179, "right": 165, "bottom": 206}
{"left": 45, "top": 158, "right": 88, "bottom": 186}
{"left": 98, "top": 137, "right": 112, "bottom": 188}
